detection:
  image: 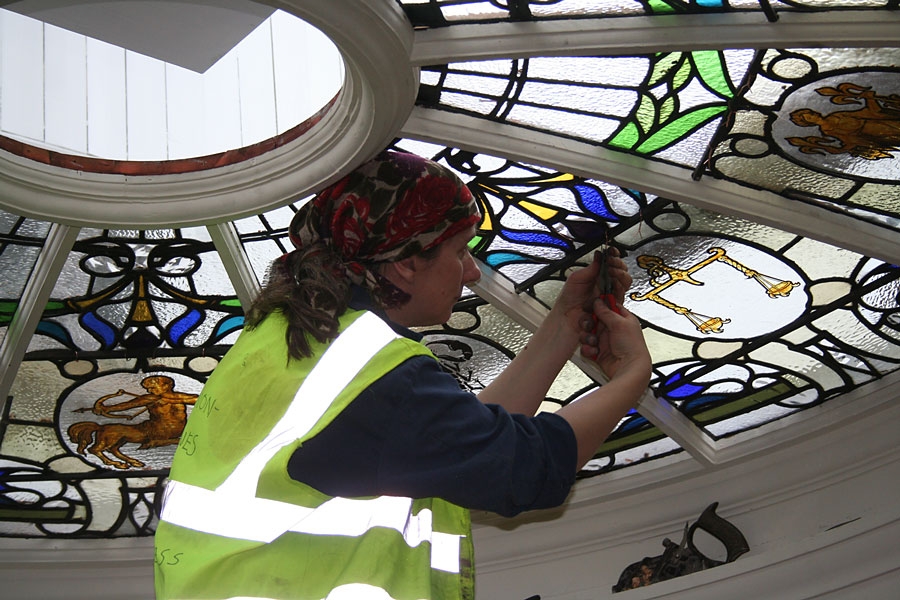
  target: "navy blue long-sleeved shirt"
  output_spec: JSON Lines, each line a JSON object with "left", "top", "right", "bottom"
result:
{"left": 287, "top": 298, "right": 578, "bottom": 518}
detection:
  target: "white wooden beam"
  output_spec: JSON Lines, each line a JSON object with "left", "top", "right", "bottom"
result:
{"left": 207, "top": 222, "right": 260, "bottom": 311}
{"left": 402, "top": 108, "right": 900, "bottom": 266}
{"left": 0, "top": 223, "right": 78, "bottom": 414}
{"left": 412, "top": 11, "right": 900, "bottom": 65}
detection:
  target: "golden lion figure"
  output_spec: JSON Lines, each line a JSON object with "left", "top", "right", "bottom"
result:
{"left": 68, "top": 375, "right": 197, "bottom": 470}
{"left": 787, "top": 82, "right": 900, "bottom": 160}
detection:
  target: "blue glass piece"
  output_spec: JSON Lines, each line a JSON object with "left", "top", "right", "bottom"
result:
{"left": 214, "top": 316, "right": 245, "bottom": 338}
{"left": 617, "top": 411, "right": 649, "bottom": 434}
{"left": 0, "top": 469, "right": 13, "bottom": 501}
{"left": 681, "top": 394, "right": 727, "bottom": 413}
{"left": 663, "top": 372, "right": 706, "bottom": 398}
{"left": 486, "top": 252, "right": 528, "bottom": 267}
{"left": 504, "top": 230, "right": 569, "bottom": 249}
{"left": 80, "top": 311, "right": 116, "bottom": 348}
{"left": 576, "top": 184, "right": 618, "bottom": 221}
{"left": 168, "top": 309, "right": 202, "bottom": 344}
{"left": 35, "top": 321, "right": 73, "bottom": 346}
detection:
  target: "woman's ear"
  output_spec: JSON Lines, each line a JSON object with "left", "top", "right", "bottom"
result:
{"left": 380, "top": 256, "right": 418, "bottom": 288}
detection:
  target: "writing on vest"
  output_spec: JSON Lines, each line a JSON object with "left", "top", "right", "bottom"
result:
{"left": 155, "top": 311, "right": 474, "bottom": 600}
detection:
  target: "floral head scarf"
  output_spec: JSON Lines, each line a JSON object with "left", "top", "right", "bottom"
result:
{"left": 288, "top": 150, "right": 480, "bottom": 306}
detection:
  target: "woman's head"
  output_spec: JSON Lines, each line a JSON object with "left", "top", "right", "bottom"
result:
{"left": 287, "top": 150, "right": 480, "bottom": 308}
{"left": 248, "top": 150, "right": 481, "bottom": 358}
{"left": 378, "top": 222, "right": 482, "bottom": 327}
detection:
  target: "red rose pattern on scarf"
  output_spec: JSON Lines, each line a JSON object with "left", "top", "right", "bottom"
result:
{"left": 287, "top": 150, "right": 480, "bottom": 306}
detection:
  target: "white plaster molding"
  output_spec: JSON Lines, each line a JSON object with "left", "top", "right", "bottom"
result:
{"left": 470, "top": 395, "right": 900, "bottom": 599}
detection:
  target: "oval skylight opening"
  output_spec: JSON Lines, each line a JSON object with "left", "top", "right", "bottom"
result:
{"left": 0, "top": 6, "right": 344, "bottom": 163}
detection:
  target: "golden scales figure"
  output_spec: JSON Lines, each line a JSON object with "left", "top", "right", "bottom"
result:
{"left": 630, "top": 247, "right": 800, "bottom": 334}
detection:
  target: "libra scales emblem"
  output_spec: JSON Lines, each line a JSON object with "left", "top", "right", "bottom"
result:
{"left": 630, "top": 246, "right": 802, "bottom": 335}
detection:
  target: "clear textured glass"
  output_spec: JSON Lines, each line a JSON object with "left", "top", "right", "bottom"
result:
{"left": 400, "top": 0, "right": 892, "bottom": 22}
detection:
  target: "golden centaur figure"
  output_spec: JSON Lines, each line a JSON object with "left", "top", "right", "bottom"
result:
{"left": 68, "top": 375, "right": 197, "bottom": 469}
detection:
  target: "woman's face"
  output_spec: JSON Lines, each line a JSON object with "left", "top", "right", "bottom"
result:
{"left": 389, "top": 225, "right": 481, "bottom": 327}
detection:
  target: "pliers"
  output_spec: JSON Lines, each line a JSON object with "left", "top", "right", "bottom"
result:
{"left": 598, "top": 248, "right": 622, "bottom": 315}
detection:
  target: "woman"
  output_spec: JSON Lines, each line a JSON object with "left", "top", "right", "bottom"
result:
{"left": 154, "top": 150, "right": 651, "bottom": 600}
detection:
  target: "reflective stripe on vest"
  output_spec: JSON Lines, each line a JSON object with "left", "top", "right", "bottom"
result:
{"left": 162, "top": 480, "right": 461, "bottom": 573}
{"left": 227, "top": 582, "right": 416, "bottom": 600}
{"left": 160, "top": 311, "right": 462, "bottom": 574}
{"left": 220, "top": 311, "right": 399, "bottom": 498}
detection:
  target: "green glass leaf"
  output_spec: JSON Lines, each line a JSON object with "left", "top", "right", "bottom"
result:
{"left": 609, "top": 122, "right": 640, "bottom": 150}
{"left": 647, "top": 0, "right": 678, "bottom": 15}
{"left": 636, "top": 105, "right": 726, "bottom": 154}
{"left": 692, "top": 50, "right": 734, "bottom": 98}
{"left": 636, "top": 94, "right": 657, "bottom": 133}
{"left": 673, "top": 58, "right": 692, "bottom": 91}
{"left": 660, "top": 96, "right": 675, "bottom": 123}
{"left": 39, "top": 300, "right": 67, "bottom": 316}
{"left": 649, "top": 52, "right": 682, "bottom": 88}
{"left": 0, "top": 300, "right": 18, "bottom": 314}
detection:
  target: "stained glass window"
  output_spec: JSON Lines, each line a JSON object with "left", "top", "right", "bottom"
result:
{"left": 0, "top": 212, "right": 50, "bottom": 347}
{"left": 418, "top": 51, "right": 749, "bottom": 166}
{"left": 2, "top": 227, "right": 241, "bottom": 537}
{"left": 1, "top": 4, "right": 898, "bottom": 542}
{"left": 388, "top": 139, "right": 900, "bottom": 471}
{"left": 415, "top": 49, "right": 899, "bottom": 239}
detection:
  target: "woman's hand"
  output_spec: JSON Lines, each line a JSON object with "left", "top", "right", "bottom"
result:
{"left": 549, "top": 248, "right": 632, "bottom": 344}
{"left": 580, "top": 298, "right": 651, "bottom": 382}
{"left": 479, "top": 247, "right": 645, "bottom": 416}
{"left": 571, "top": 249, "right": 651, "bottom": 381}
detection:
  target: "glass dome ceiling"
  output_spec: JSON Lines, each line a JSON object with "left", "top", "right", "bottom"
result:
{"left": 0, "top": 0, "right": 898, "bottom": 539}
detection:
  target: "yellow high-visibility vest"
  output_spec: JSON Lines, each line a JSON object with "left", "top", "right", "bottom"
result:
{"left": 154, "top": 310, "right": 474, "bottom": 600}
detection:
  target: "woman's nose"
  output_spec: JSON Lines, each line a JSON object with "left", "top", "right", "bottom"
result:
{"left": 463, "top": 253, "right": 482, "bottom": 285}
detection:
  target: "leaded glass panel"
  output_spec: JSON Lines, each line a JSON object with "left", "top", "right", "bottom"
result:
{"left": 708, "top": 47, "right": 900, "bottom": 231}
{"left": 626, "top": 204, "right": 899, "bottom": 438}
{"left": 391, "top": 138, "right": 648, "bottom": 295}
{"left": 29, "top": 227, "right": 243, "bottom": 354}
{"left": 1, "top": 227, "right": 241, "bottom": 538}
{"left": 0, "top": 210, "right": 50, "bottom": 347}
{"left": 234, "top": 204, "right": 303, "bottom": 283}
{"left": 3, "top": 357, "right": 205, "bottom": 537}
{"left": 418, "top": 51, "right": 753, "bottom": 168}
{"left": 417, "top": 45, "right": 898, "bottom": 254}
